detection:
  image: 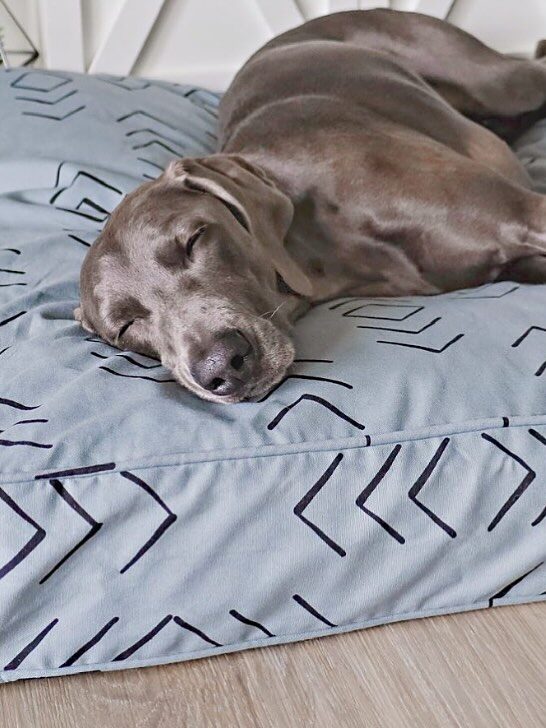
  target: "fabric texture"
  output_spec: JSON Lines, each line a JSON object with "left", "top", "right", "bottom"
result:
{"left": 0, "top": 69, "right": 545, "bottom": 682}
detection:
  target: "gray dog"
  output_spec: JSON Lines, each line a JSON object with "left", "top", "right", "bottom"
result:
{"left": 76, "top": 10, "right": 546, "bottom": 403}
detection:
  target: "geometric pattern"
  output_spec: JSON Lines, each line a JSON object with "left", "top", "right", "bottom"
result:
{"left": 0, "top": 69, "right": 544, "bottom": 682}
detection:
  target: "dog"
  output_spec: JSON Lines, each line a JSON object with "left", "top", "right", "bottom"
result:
{"left": 75, "top": 9, "right": 546, "bottom": 403}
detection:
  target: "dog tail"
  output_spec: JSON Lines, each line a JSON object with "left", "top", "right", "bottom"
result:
{"left": 535, "top": 39, "right": 546, "bottom": 60}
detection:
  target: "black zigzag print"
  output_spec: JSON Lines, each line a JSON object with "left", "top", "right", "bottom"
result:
{"left": 0, "top": 486, "right": 46, "bottom": 580}
{"left": 229, "top": 610, "right": 275, "bottom": 638}
{"left": 50, "top": 164, "right": 122, "bottom": 223}
{"left": 488, "top": 562, "right": 543, "bottom": 607}
{"left": 294, "top": 454, "right": 346, "bottom": 557}
{"left": 39, "top": 480, "right": 103, "bottom": 584}
{"left": 356, "top": 445, "right": 405, "bottom": 544}
{"left": 118, "top": 471, "right": 177, "bottom": 574}
{"left": 12, "top": 72, "right": 84, "bottom": 120}
{"left": 59, "top": 617, "right": 120, "bottom": 668}
{"left": 527, "top": 429, "right": 546, "bottom": 525}
{"left": 4, "top": 618, "right": 59, "bottom": 671}
{"left": 481, "top": 434, "right": 536, "bottom": 531}
{"left": 408, "top": 438, "right": 457, "bottom": 538}
{"left": 512, "top": 326, "right": 546, "bottom": 376}
{"left": 267, "top": 393, "right": 365, "bottom": 431}
{"left": 292, "top": 594, "right": 337, "bottom": 627}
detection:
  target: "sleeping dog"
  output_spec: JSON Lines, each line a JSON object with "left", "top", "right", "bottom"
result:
{"left": 76, "top": 10, "right": 546, "bottom": 403}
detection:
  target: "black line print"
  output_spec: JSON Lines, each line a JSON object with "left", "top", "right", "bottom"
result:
{"left": 356, "top": 444, "right": 405, "bottom": 544}
{"left": 112, "top": 615, "right": 173, "bottom": 661}
{"left": 131, "top": 139, "right": 182, "bottom": 156}
{"left": 39, "top": 479, "right": 103, "bottom": 584}
{"left": 4, "top": 619, "right": 59, "bottom": 671}
{"left": 127, "top": 128, "right": 185, "bottom": 147}
{"left": 488, "top": 562, "right": 543, "bottom": 607}
{"left": 0, "top": 283, "right": 27, "bottom": 288}
{"left": 0, "top": 438, "right": 52, "bottom": 449}
{"left": 11, "top": 71, "right": 70, "bottom": 92}
{"left": 292, "top": 594, "right": 337, "bottom": 627}
{"left": 408, "top": 438, "right": 456, "bottom": 537}
{"left": 268, "top": 393, "right": 365, "bottom": 431}
{"left": 0, "top": 486, "right": 46, "bottom": 580}
{"left": 0, "top": 397, "right": 40, "bottom": 411}
{"left": 528, "top": 429, "right": 546, "bottom": 526}
{"left": 529, "top": 429, "right": 546, "bottom": 446}
{"left": 0, "top": 347, "right": 11, "bottom": 356}
{"left": 137, "top": 157, "right": 165, "bottom": 171}
{"left": 377, "top": 333, "right": 464, "bottom": 353}
{"left": 0, "top": 269, "right": 25, "bottom": 275}
{"left": 86, "top": 337, "right": 161, "bottom": 363}
{"left": 341, "top": 303, "right": 425, "bottom": 321}
{"left": 13, "top": 418, "right": 49, "bottom": 425}
{"left": 294, "top": 453, "right": 346, "bottom": 557}
{"left": 99, "top": 77, "right": 151, "bottom": 92}
{"left": 293, "top": 358, "right": 335, "bottom": 364}
{"left": 328, "top": 297, "right": 415, "bottom": 310}
{"left": 0, "top": 248, "right": 21, "bottom": 254}
{"left": 23, "top": 106, "right": 85, "bottom": 121}
{"left": 481, "top": 433, "right": 536, "bottom": 531}
{"left": 55, "top": 204, "right": 108, "bottom": 223}
{"left": 91, "top": 351, "right": 161, "bottom": 369}
{"left": 259, "top": 374, "right": 353, "bottom": 402}
{"left": 358, "top": 317, "right": 441, "bottom": 334}
{"left": 68, "top": 233, "right": 91, "bottom": 247}
{"left": 512, "top": 325, "right": 546, "bottom": 348}
{"left": 173, "top": 616, "right": 222, "bottom": 647}
{"left": 453, "top": 283, "right": 519, "bottom": 299}
{"left": 35, "top": 462, "right": 115, "bottom": 480}
{"left": 118, "top": 471, "right": 177, "bottom": 574}
{"left": 16, "top": 89, "right": 77, "bottom": 104}
{"left": 511, "top": 326, "right": 546, "bottom": 376}
{"left": 229, "top": 610, "right": 275, "bottom": 637}
{"left": 99, "top": 365, "right": 176, "bottom": 383}
{"left": 76, "top": 198, "right": 110, "bottom": 216}
{"left": 50, "top": 170, "right": 122, "bottom": 204}
{"left": 117, "top": 110, "right": 178, "bottom": 129}
{"left": 60, "top": 617, "right": 120, "bottom": 667}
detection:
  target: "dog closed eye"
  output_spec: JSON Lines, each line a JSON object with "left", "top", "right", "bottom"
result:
{"left": 117, "top": 320, "right": 135, "bottom": 341}
{"left": 185, "top": 226, "right": 207, "bottom": 258}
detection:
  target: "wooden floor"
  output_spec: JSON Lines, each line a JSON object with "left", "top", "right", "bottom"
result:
{"left": 1, "top": 602, "right": 545, "bottom": 728}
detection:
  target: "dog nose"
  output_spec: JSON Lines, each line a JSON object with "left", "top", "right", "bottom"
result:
{"left": 190, "top": 329, "right": 255, "bottom": 397}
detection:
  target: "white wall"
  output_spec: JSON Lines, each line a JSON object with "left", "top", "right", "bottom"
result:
{"left": 8, "top": 0, "right": 546, "bottom": 89}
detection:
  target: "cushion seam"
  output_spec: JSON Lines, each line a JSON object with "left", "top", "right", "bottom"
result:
{"left": 1, "top": 413, "right": 545, "bottom": 487}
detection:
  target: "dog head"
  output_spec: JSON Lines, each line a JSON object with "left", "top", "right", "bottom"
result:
{"left": 75, "top": 155, "right": 312, "bottom": 403}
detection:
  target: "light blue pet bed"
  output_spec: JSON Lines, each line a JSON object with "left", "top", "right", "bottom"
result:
{"left": 0, "top": 69, "right": 544, "bottom": 682}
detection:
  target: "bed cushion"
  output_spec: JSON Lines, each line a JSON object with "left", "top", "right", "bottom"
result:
{"left": 0, "top": 69, "right": 544, "bottom": 682}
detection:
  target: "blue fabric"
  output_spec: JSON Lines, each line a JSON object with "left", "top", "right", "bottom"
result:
{"left": 0, "top": 69, "right": 544, "bottom": 681}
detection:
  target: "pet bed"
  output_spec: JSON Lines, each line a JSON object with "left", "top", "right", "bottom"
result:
{"left": 0, "top": 69, "right": 544, "bottom": 681}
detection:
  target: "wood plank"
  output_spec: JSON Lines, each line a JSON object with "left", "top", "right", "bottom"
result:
{"left": 1, "top": 602, "right": 544, "bottom": 728}
{"left": 88, "top": 0, "right": 167, "bottom": 76}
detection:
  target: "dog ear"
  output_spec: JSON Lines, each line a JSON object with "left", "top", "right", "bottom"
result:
{"left": 165, "top": 156, "right": 313, "bottom": 298}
